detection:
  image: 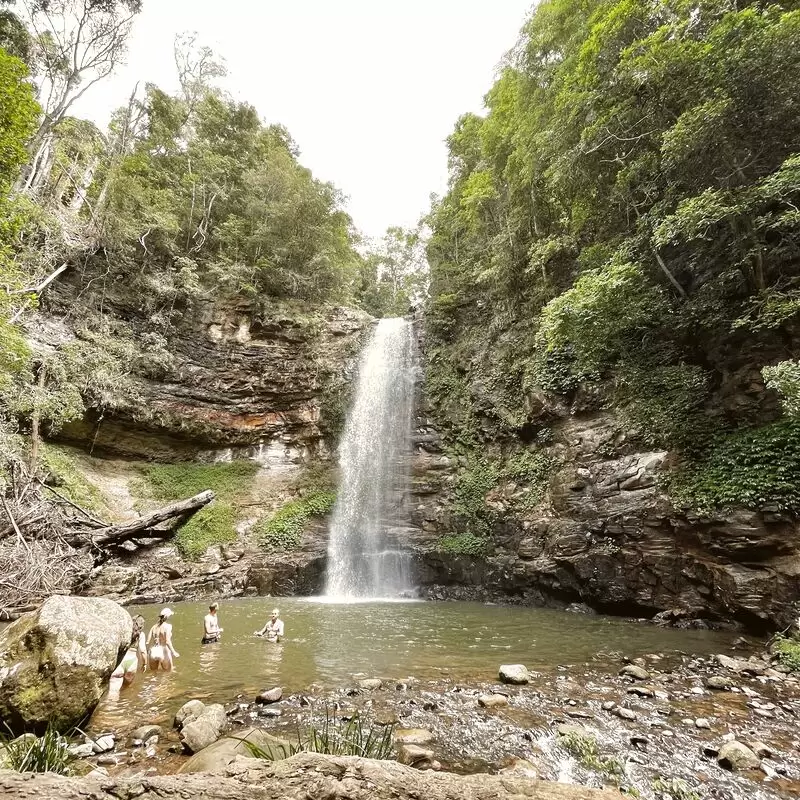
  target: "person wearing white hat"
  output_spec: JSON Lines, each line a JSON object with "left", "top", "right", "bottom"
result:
{"left": 148, "top": 608, "right": 180, "bottom": 670}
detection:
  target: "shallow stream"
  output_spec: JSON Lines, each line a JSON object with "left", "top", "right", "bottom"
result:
{"left": 91, "top": 597, "right": 737, "bottom": 732}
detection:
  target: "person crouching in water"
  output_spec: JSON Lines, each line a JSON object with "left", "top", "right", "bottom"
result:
{"left": 255, "top": 608, "right": 284, "bottom": 642}
{"left": 202, "top": 602, "right": 223, "bottom": 644}
{"left": 108, "top": 614, "right": 147, "bottom": 697}
{"left": 148, "top": 608, "right": 180, "bottom": 671}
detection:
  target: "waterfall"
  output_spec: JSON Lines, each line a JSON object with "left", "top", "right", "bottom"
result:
{"left": 324, "top": 317, "right": 417, "bottom": 600}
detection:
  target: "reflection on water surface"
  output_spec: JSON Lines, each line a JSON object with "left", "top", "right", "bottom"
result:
{"left": 91, "top": 597, "right": 737, "bottom": 732}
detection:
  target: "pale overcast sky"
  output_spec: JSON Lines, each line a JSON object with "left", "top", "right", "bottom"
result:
{"left": 74, "top": 0, "right": 534, "bottom": 239}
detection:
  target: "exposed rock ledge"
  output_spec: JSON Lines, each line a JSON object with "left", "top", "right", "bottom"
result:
{"left": 0, "top": 752, "right": 619, "bottom": 800}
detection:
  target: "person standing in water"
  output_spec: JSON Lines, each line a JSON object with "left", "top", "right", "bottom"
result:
{"left": 255, "top": 608, "right": 284, "bottom": 642}
{"left": 202, "top": 602, "right": 223, "bottom": 644}
{"left": 148, "top": 608, "right": 180, "bottom": 671}
{"left": 108, "top": 614, "right": 147, "bottom": 697}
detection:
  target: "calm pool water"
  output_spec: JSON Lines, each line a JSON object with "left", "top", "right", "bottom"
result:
{"left": 90, "top": 597, "right": 738, "bottom": 732}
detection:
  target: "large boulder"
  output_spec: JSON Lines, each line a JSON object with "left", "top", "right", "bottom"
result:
{"left": 0, "top": 596, "right": 132, "bottom": 734}
{"left": 178, "top": 728, "right": 295, "bottom": 774}
{"left": 179, "top": 704, "right": 228, "bottom": 754}
{"left": 0, "top": 751, "right": 624, "bottom": 799}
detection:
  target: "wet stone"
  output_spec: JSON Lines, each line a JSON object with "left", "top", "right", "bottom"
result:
{"left": 602, "top": 701, "right": 616, "bottom": 711}
{"left": 743, "top": 739, "right": 773, "bottom": 759}
{"left": 478, "top": 693, "right": 509, "bottom": 709}
{"left": 498, "top": 758, "right": 538, "bottom": 778}
{"left": 499, "top": 664, "right": 530, "bottom": 685}
{"left": 89, "top": 734, "right": 115, "bottom": 754}
{"left": 694, "top": 718, "right": 711, "bottom": 729}
{"left": 359, "top": 678, "right": 383, "bottom": 691}
{"left": 613, "top": 707, "right": 638, "bottom": 721}
{"left": 395, "top": 728, "right": 434, "bottom": 746}
{"left": 131, "top": 725, "right": 162, "bottom": 744}
{"left": 255, "top": 687, "right": 282, "bottom": 704}
{"left": 620, "top": 665, "right": 651, "bottom": 681}
{"left": 627, "top": 685, "right": 655, "bottom": 698}
{"left": 705, "top": 676, "right": 732, "bottom": 691}
{"left": 397, "top": 744, "right": 435, "bottom": 768}
{"left": 556, "top": 723, "right": 586, "bottom": 738}
{"left": 717, "top": 740, "right": 761, "bottom": 771}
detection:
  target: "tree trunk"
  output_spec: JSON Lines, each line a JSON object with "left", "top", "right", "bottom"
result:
{"left": 89, "top": 490, "right": 215, "bottom": 547}
{"left": 29, "top": 366, "right": 47, "bottom": 472}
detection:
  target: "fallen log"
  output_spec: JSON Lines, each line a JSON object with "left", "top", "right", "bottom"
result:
{"left": 90, "top": 490, "right": 215, "bottom": 547}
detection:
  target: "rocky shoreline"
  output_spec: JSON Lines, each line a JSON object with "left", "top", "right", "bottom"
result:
{"left": 78, "top": 645, "right": 800, "bottom": 799}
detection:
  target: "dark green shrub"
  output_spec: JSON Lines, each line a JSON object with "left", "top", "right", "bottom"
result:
{"left": 670, "top": 419, "right": 800, "bottom": 513}
{"left": 772, "top": 635, "right": 800, "bottom": 671}
{"left": 437, "top": 532, "right": 489, "bottom": 555}
{"left": 256, "top": 490, "right": 336, "bottom": 552}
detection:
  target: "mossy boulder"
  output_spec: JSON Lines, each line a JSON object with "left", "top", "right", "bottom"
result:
{"left": 0, "top": 596, "right": 133, "bottom": 734}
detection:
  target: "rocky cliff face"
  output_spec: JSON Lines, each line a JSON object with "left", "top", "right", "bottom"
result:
{"left": 405, "top": 319, "right": 800, "bottom": 633}
{"left": 25, "top": 288, "right": 800, "bottom": 631}
{"left": 30, "top": 294, "right": 373, "bottom": 461}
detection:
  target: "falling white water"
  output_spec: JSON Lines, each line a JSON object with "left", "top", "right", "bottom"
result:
{"left": 324, "top": 318, "right": 417, "bottom": 600}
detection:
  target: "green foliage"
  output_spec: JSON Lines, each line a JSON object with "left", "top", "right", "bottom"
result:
{"left": 256, "top": 490, "right": 336, "bottom": 552}
{"left": 670, "top": 420, "right": 800, "bottom": 513}
{"left": 132, "top": 459, "right": 260, "bottom": 560}
{"left": 504, "top": 450, "right": 555, "bottom": 509}
{"left": 357, "top": 226, "right": 428, "bottom": 317}
{"left": 451, "top": 457, "right": 500, "bottom": 535}
{"left": 133, "top": 460, "right": 260, "bottom": 504}
{"left": 0, "top": 725, "right": 72, "bottom": 775}
{"left": 0, "top": 47, "right": 38, "bottom": 191}
{"left": 771, "top": 634, "right": 800, "bottom": 672}
{"left": 40, "top": 445, "right": 107, "bottom": 515}
{"left": 615, "top": 362, "right": 712, "bottom": 450}
{"left": 763, "top": 360, "right": 800, "bottom": 417}
{"left": 174, "top": 501, "right": 237, "bottom": 560}
{"left": 425, "top": 0, "right": 800, "bottom": 470}
{"left": 96, "top": 80, "right": 362, "bottom": 307}
{"left": 317, "top": 384, "right": 349, "bottom": 446}
{"left": 652, "top": 778, "right": 701, "bottom": 800}
{"left": 539, "top": 261, "right": 666, "bottom": 375}
{"left": 436, "top": 532, "right": 489, "bottom": 556}
{"left": 558, "top": 729, "right": 624, "bottom": 780}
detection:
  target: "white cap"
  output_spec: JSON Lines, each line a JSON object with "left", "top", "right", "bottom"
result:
{"left": 160, "top": 608, "right": 174, "bottom": 618}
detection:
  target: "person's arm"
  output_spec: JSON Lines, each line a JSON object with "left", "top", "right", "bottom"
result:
{"left": 165, "top": 624, "right": 180, "bottom": 657}
{"left": 204, "top": 615, "right": 213, "bottom": 636}
{"left": 276, "top": 620, "right": 284, "bottom": 639}
{"left": 254, "top": 619, "right": 267, "bottom": 636}
{"left": 137, "top": 631, "right": 148, "bottom": 670}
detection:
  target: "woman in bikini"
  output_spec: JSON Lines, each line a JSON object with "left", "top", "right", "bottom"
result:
{"left": 108, "top": 614, "right": 147, "bottom": 698}
{"left": 148, "top": 608, "right": 180, "bottom": 671}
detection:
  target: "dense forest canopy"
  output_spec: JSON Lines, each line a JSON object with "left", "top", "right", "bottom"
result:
{"left": 0, "top": 0, "right": 425, "bottom": 466}
{"left": 426, "top": 0, "right": 800, "bottom": 510}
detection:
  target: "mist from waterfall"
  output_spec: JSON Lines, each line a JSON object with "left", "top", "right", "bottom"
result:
{"left": 324, "top": 317, "right": 416, "bottom": 600}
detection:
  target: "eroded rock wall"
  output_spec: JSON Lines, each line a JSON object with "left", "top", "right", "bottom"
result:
{"left": 407, "top": 322, "right": 800, "bottom": 632}
{"left": 28, "top": 297, "right": 372, "bottom": 460}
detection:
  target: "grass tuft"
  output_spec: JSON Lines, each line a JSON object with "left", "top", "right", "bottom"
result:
{"left": 242, "top": 704, "right": 394, "bottom": 760}
{"left": 0, "top": 725, "right": 72, "bottom": 774}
